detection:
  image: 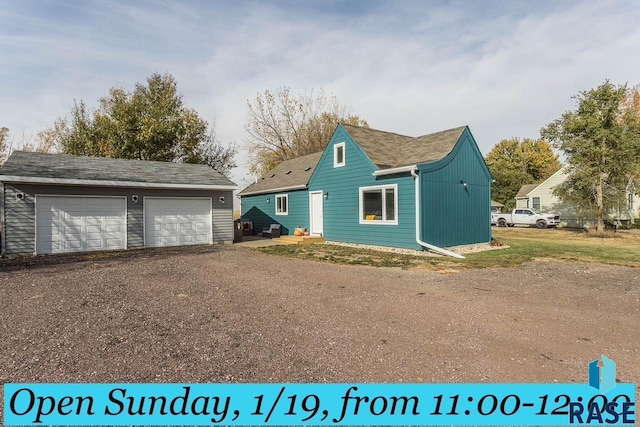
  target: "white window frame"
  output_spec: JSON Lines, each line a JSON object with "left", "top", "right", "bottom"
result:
{"left": 359, "top": 184, "right": 398, "bottom": 225}
{"left": 334, "top": 142, "right": 346, "bottom": 168}
{"left": 275, "top": 194, "right": 289, "bottom": 216}
{"left": 532, "top": 197, "right": 541, "bottom": 211}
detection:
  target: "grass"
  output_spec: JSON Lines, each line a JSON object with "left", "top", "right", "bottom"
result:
{"left": 256, "top": 227, "right": 640, "bottom": 270}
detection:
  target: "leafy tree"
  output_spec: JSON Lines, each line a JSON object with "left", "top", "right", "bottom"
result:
{"left": 52, "top": 73, "right": 237, "bottom": 176}
{"left": 21, "top": 128, "right": 59, "bottom": 154}
{"left": 541, "top": 81, "right": 640, "bottom": 232}
{"left": 0, "top": 127, "right": 10, "bottom": 164}
{"left": 245, "top": 86, "right": 368, "bottom": 176}
{"left": 485, "top": 138, "right": 561, "bottom": 209}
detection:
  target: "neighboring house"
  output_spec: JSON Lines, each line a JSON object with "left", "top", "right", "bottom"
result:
{"left": 515, "top": 166, "right": 640, "bottom": 228}
{"left": 0, "top": 151, "right": 237, "bottom": 255}
{"left": 239, "top": 123, "right": 492, "bottom": 253}
{"left": 491, "top": 200, "right": 505, "bottom": 213}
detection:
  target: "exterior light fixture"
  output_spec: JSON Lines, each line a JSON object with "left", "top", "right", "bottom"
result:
{"left": 460, "top": 180, "right": 467, "bottom": 187}
{"left": 266, "top": 197, "right": 270, "bottom": 203}
{"left": 324, "top": 192, "right": 329, "bottom": 200}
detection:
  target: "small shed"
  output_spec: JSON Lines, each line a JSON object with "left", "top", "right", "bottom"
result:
{"left": 0, "top": 151, "right": 237, "bottom": 255}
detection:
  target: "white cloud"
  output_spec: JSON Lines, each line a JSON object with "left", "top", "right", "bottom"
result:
{"left": 1, "top": 0, "right": 639, "bottom": 188}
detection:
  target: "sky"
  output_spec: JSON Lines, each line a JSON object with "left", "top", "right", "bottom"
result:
{"left": 1, "top": 0, "right": 639, "bottom": 189}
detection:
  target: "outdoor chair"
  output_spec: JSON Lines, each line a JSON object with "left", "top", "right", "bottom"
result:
{"left": 262, "top": 224, "right": 281, "bottom": 238}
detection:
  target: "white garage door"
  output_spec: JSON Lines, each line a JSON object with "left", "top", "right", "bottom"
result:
{"left": 144, "top": 198, "right": 212, "bottom": 248}
{"left": 36, "top": 196, "right": 127, "bottom": 254}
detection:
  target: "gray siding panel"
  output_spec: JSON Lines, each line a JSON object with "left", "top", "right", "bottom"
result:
{"left": 4, "top": 184, "right": 36, "bottom": 254}
{"left": 213, "top": 205, "right": 233, "bottom": 243}
{"left": 1, "top": 184, "right": 233, "bottom": 255}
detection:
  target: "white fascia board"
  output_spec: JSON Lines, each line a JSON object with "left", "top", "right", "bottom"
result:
{"left": 373, "top": 165, "right": 417, "bottom": 176}
{"left": 238, "top": 184, "right": 308, "bottom": 197}
{"left": 0, "top": 175, "right": 238, "bottom": 190}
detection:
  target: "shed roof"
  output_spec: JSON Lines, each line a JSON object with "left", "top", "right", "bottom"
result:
{"left": 341, "top": 124, "right": 467, "bottom": 169}
{"left": 516, "top": 183, "right": 539, "bottom": 198}
{"left": 0, "top": 151, "right": 237, "bottom": 189}
{"left": 238, "top": 151, "right": 322, "bottom": 196}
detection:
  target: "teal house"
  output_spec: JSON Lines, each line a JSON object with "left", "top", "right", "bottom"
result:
{"left": 239, "top": 124, "right": 492, "bottom": 256}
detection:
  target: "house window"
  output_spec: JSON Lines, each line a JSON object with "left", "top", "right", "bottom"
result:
{"left": 359, "top": 184, "right": 398, "bottom": 225}
{"left": 532, "top": 197, "right": 540, "bottom": 210}
{"left": 275, "top": 194, "right": 288, "bottom": 215}
{"left": 334, "top": 142, "right": 345, "bottom": 168}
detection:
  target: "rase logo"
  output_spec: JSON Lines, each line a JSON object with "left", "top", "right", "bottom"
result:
{"left": 569, "top": 355, "right": 635, "bottom": 425}
{"left": 589, "top": 354, "right": 616, "bottom": 393}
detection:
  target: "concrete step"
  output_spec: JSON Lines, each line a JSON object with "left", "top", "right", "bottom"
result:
{"left": 276, "top": 235, "right": 325, "bottom": 244}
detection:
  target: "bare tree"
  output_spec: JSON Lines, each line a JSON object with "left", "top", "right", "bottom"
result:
{"left": 245, "top": 86, "right": 368, "bottom": 176}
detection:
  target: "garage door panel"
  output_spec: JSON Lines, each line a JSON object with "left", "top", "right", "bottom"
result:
{"left": 36, "top": 196, "right": 127, "bottom": 254}
{"left": 144, "top": 198, "right": 212, "bottom": 248}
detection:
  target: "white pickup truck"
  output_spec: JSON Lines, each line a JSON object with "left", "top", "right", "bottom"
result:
{"left": 492, "top": 208, "right": 560, "bottom": 229}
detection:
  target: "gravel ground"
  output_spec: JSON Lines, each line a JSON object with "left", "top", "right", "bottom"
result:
{"left": 1, "top": 244, "right": 639, "bottom": 415}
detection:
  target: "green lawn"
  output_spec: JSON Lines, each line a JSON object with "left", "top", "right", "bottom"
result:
{"left": 256, "top": 228, "right": 640, "bottom": 270}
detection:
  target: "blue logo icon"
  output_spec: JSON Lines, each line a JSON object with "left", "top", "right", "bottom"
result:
{"left": 589, "top": 355, "right": 616, "bottom": 393}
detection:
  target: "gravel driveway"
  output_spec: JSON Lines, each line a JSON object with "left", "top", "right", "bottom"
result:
{"left": 1, "top": 245, "right": 638, "bottom": 399}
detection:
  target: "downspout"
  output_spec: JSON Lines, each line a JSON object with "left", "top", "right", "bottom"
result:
{"left": 0, "top": 182, "right": 5, "bottom": 257}
{"left": 411, "top": 168, "right": 465, "bottom": 259}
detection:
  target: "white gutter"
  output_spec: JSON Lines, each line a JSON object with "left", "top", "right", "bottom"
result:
{"left": 0, "top": 181, "right": 5, "bottom": 257}
{"left": 410, "top": 168, "right": 465, "bottom": 259}
{"left": 239, "top": 184, "right": 308, "bottom": 197}
{"left": 373, "top": 165, "right": 418, "bottom": 177}
{"left": 0, "top": 175, "right": 238, "bottom": 190}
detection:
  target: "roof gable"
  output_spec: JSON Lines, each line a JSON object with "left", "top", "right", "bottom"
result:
{"left": 515, "top": 166, "right": 569, "bottom": 198}
{"left": 238, "top": 151, "right": 322, "bottom": 196}
{"left": 341, "top": 123, "right": 467, "bottom": 168}
{"left": 516, "top": 184, "right": 539, "bottom": 198}
{"left": 0, "top": 151, "right": 236, "bottom": 188}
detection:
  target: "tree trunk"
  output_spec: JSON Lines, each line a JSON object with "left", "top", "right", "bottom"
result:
{"left": 596, "top": 175, "right": 605, "bottom": 233}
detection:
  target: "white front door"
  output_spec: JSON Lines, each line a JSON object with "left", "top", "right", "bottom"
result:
{"left": 36, "top": 196, "right": 127, "bottom": 254}
{"left": 144, "top": 197, "right": 212, "bottom": 248}
{"left": 309, "top": 191, "right": 324, "bottom": 236}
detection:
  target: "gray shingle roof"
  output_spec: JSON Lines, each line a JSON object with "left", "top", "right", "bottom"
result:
{"left": 342, "top": 124, "right": 467, "bottom": 168}
{"left": 238, "top": 152, "right": 322, "bottom": 196}
{"left": 0, "top": 151, "right": 237, "bottom": 188}
{"left": 238, "top": 124, "right": 467, "bottom": 196}
{"left": 516, "top": 183, "right": 539, "bottom": 198}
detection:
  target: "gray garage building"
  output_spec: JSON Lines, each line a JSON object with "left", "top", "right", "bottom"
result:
{"left": 0, "top": 151, "right": 237, "bottom": 256}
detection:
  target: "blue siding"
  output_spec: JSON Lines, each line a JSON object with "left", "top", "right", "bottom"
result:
{"left": 240, "top": 125, "right": 492, "bottom": 250}
{"left": 241, "top": 190, "right": 309, "bottom": 235}
{"left": 309, "top": 125, "right": 420, "bottom": 250}
{"left": 419, "top": 129, "right": 492, "bottom": 247}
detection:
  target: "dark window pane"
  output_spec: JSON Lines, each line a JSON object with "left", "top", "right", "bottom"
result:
{"left": 385, "top": 188, "right": 395, "bottom": 221}
{"left": 363, "top": 190, "right": 382, "bottom": 220}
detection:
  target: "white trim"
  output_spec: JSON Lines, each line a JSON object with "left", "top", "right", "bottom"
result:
{"left": 34, "top": 194, "right": 128, "bottom": 255}
{"left": 275, "top": 194, "right": 289, "bottom": 216}
{"left": 0, "top": 175, "right": 238, "bottom": 190}
{"left": 0, "top": 182, "right": 5, "bottom": 256}
{"left": 373, "top": 165, "right": 418, "bottom": 176}
{"left": 143, "top": 196, "right": 213, "bottom": 248}
{"left": 309, "top": 190, "right": 324, "bottom": 236}
{"left": 334, "top": 142, "right": 346, "bottom": 168}
{"left": 239, "top": 184, "right": 307, "bottom": 197}
{"left": 358, "top": 184, "right": 399, "bottom": 225}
